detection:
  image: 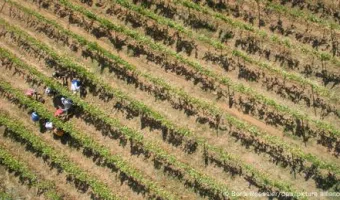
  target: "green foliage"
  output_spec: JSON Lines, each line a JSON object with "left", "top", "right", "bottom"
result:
{"left": 0, "top": 113, "right": 119, "bottom": 200}
{"left": 0, "top": 19, "right": 333, "bottom": 200}
{"left": 177, "top": 0, "right": 340, "bottom": 67}
{"left": 0, "top": 49, "right": 231, "bottom": 200}
{"left": 0, "top": 145, "right": 61, "bottom": 200}
{"left": 2, "top": 1, "right": 340, "bottom": 197}
{"left": 263, "top": 0, "right": 340, "bottom": 30}
{"left": 91, "top": 0, "right": 340, "bottom": 136}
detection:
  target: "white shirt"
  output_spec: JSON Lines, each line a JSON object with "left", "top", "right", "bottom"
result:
{"left": 71, "top": 82, "right": 80, "bottom": 93}
{"left": 45, "top": 87, "right": 51, "bottom": 95}
{"left": 45, "top": 122, "right": 53, "bottom": 130}
{"left": 62, "top": 99, "right": 72, "bottom": 110}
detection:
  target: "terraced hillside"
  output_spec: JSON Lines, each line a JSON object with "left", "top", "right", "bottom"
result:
{"left": 0, "top": 0, "right": 339, "bottom": 199}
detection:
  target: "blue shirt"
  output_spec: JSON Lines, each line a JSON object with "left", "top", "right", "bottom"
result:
{"left": 31, "top": 112, "right": 40, "bottom": 122}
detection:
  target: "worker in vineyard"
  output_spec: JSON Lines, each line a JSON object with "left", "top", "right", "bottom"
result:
{"left": 25, "top": 88, "right": 37, "bottom": 99}
{"left": 53, "top": 127, "right": 64, "bottom": 137}
{"left": 61, "top": 97, "right": 73, "bottom": 112}
{"left": 45, "top": 121, "right": 54, "bottom": 131}
{"left": 31, "top": 112, "right": 40, "bottom": 122}
{"left": 54, "top": 107, "right": 69, "bottom": 121}
{"left": 71, "top": 79, "right": 81, "bottom": 94}
{"left": 25, "top": 88, "right": 45, "bottom": 103}
{"left": 54, "top": 108, "right": 64, "bottom": 117}
{"left": 45, "top": 86, "right": 56, "bottom": 97}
